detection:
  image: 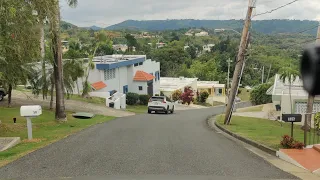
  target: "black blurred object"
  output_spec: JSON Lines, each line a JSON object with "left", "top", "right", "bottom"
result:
{"left": 301, "top": 43, "right": 320, "bottom": 96}
{"left": 13, "top": 117, "right": 16, "bottom": 123}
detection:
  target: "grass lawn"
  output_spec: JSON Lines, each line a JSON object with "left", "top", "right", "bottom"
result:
{"left": 236, "top": 105, "right": 263, "bottom": 112}
{"left": 238, "top": 88, "right": 251, "bottom": 101}
{"left": 67, "top": 94, "right": 105, "bottom": 105}
{"left": 0, "top": 107, "right": 114, "bottom": 167}
{"left": 216, "top": 115, "right": 312, "bottom": 150}
{"left": 126, "top": 105, "right": 147, "bottom": 114}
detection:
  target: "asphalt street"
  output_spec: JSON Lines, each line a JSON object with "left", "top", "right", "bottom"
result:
{"left": 0, "top": 103, "right": 298, "bottom": 180}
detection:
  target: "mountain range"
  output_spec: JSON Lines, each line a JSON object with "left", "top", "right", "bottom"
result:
{"left": 74, "top": 19, "right": 319, "bottom": 35}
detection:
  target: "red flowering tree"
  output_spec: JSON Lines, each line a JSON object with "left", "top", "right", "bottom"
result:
{"left": 181, "top": 86, "right": 194, "bottom": 105}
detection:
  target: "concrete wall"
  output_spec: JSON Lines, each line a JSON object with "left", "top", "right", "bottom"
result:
{"left": 131, "top": 81, "right": 148, "bottom": 95}
{"left": 133, "top": 59, "right": 160, "bottom": 95}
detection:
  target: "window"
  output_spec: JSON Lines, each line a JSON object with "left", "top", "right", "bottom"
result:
{"left": 104, "top": 69, "right": 116, "bottom": 80}
{"left": 139, "top": 86, "right": 143, "bottom": 91}
{"left": 139, "top": 62, "right": 143, "bottom": 66}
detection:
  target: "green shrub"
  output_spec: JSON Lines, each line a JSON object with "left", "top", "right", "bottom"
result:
{"left": 139, "top": 94, "right": 150, "bottom": 105}
{"left": 160, "top": 91, "right": 164, "bottom": 96}
{"left": 155, "top": 94, "right": 160, "bottom": 96}
{"left": 172, "top": 89, "right": 182, "bottom": 101}
{"left": 250, "top": 83, "right": 272, "bottom": 105}
{"left": 200, "top": 91, "right": 209, "bottom": 103}
{"left": 126, "top": 92, "right": 139, "bottom": 105}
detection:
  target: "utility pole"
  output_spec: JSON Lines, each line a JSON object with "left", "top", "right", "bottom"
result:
{"left": 304, "top": 21, "right": 320, "bottom": 145}
{"left": 262, "top": 66, "right": 265, "bottom": 84}
{"left": 224, "top": 0, "right": 256, "bottom": 125}
{"left": 266, "top": 64, "right": 272, "bottom": 83}
{"left": 226, "top": 58, "right": 232, "bottom": 104}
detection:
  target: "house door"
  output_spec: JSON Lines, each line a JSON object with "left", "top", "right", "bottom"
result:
{"left": 147, "top": 81, "right": 153, "bottom": 96}
{"left": 123, "top": 85, "right": 128, "bottom": 94}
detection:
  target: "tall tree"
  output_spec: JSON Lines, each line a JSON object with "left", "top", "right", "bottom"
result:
{"left": 125, "top": 34, "right": 138, "bottom": 52}
{"left": 49, "top": 0, "right": 78, "bottom": 121}
{"left": 279, "top": 67, "right": 300, "bottom": 114}
{"left": 0, "top": 0, "right": 40, "bottom": 107}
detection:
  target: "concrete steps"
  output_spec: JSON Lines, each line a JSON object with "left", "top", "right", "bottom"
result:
{"left": 277, "top": 145, "right": 320, "bottom": 174}
{"left": 313, "top": 145, "right": 320, "bottom": 153}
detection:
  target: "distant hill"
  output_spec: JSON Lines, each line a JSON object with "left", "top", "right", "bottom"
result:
{"left": 106, "top": 19, "right": 318, "bottom": 34}
{"left": 84, "top": 25, "right": 103, "bottom": 30}
{"left": 61, "top": 21, "right": 78, "bottom": 30}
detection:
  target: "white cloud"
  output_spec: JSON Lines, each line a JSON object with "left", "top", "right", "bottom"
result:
{"left": 60, "top": 0, "right": 320, "bottom": 27}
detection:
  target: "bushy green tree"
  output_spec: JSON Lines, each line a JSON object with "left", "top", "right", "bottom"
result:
{"left": 250, "top": 83, "right": 272, "bottom": 105}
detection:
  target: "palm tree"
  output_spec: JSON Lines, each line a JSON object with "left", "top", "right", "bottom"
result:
{"left": 279, "top": 67, "right": 300, "bottom": 114}
{"left": 50, "top": 0, "right": 78, "bottom": 121}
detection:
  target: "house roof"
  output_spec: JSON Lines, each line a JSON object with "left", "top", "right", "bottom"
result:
{"left": 160, "top": 77, "right": 198, "bottom": 92}
{"left": 133, "top": 70, "right": 155, "bottom": 81}
{"left": 91, "top": 81, "right": 107, "bottom": 90}
{"left": 270, "top": 74, "right": 308, "bottom": 96}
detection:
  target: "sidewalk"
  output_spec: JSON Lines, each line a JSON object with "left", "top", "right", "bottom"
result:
{"left": 0, "top": 90, "right": 134, "bottom": 117}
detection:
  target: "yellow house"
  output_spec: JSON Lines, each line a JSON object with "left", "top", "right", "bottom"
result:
{"left": 197, "top": 81, "right": 226, "bottom": 96}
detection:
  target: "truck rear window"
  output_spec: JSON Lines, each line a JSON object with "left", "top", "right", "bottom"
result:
{"left": 151, "top": 97, "right": 164, "bottom": 102}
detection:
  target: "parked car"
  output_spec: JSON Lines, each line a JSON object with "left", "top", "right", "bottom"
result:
{"left": 0, "top": 88, "right": 7, "bottom": 101}
{"left": 148, "top": 96, "right": 175, "bottom": 114}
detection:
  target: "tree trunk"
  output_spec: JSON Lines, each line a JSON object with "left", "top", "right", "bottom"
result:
{"left": 50, "top": 76, "right": 54, "bottom": 110}
{"left": 40, "top": 24, "right": 47, "bottom": 100}
{"left": 302, "top": 94, "right": 314, "bottom": 131}
{"left": 7, "top": 84, "right": 12, "bottom": 107}
{"left": 76, "top": 81, "right": 80, "bottom": 95}
{"left": 52, "top": 0, "right": 66, "bottom": 121}
{"left": 289, "top": 83, "right": 293, "bottom": 114}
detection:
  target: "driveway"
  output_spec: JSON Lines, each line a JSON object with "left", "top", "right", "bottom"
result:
{"left": 0, "top": 103, "right": 297, "bottom": 180}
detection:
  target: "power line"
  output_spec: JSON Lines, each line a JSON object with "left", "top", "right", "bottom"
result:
{"left": 253, "top": 0, "right": 299, "bottom": 18}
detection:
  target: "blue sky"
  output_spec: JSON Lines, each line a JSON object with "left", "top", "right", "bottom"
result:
{"left": 60, "top": 0, "right": 320, "bottom": 27}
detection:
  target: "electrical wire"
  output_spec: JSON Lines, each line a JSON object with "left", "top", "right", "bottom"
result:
{"left": 253, "top": 0, "right": 299, "bottom": 18}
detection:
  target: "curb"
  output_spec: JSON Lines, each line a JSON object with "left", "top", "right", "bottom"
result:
{"left": 207, "top": 116, "right": 277, "bottom": 156}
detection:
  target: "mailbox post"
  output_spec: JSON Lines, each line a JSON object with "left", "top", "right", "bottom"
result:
{"left": 20, "top": 105, "right": 42, "bottom": 140}
{"left": 282, "top": 114, "right": 302, "bottom": 138}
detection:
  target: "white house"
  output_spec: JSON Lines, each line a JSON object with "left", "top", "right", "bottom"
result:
{"left": 203, "top": 44, "right": 215, "bottom": 52}
{"left": 195, "top": 31, "right": 209, "bottom": 37}
{"left": 77, "top": 55, "right": 160, "bottom": 98}
{"left": 160, "top": 77, "right": 198, "bottom": 97}
{"left": 160, "top": 77, "right": 226, "bottom": 102}
{"left": 268, "top": 74, "right": 320, "bottom": 126}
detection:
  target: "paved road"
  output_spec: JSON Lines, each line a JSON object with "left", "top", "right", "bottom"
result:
{"left": 0, "top": 104, "right": 297, "bottom": 180}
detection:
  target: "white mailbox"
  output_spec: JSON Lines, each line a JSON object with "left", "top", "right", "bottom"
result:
{"left": 20, "top": 105, "right": 42, "bottom": 117}
{"left": 20, "top": 105, "right": 42, "bottom": 140}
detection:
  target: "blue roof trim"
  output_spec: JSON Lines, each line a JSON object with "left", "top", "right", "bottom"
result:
{"left": 96, "top": 57, "right": 145, "bottom": 70}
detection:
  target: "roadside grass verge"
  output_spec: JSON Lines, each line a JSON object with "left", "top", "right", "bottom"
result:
{"left": 216, "top": 115, "right": 307, "bottom": 150}
{"left": 126, "top": 105, "right": 147, "bottom": 114}
{"left": 238, "top": 88, "right": 251, "bottom": 101}
{"left": 236, "top": 105, "right": 263, "bottom": 112}
{"left": 0, "top": 107, "right": 114, "bottom": 167}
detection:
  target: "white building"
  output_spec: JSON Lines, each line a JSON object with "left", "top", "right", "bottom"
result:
{"left": 195, "top": 31, "right": 209, "bottom": 37}
{"left": 160, "top": 77, "right": 226, "bottom": 102}
{"left": 156, "top": 42, "right": 166, "bottom": 49}
{"left": 160, "top": 77, "right": 198, "bottom": 97}
{"left": 267, "top": 74, "right": 320, "bottom": 126}
{"left": 202, "top": 44, "right": 215, "bottom": 52}
{"left": 78, "top": 55, "right": 160, "bottom": 97}
{"left": 112, "top": 44, "right": 136, "bottom": 52}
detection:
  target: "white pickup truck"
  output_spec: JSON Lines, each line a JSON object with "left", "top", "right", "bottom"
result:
{"left": 147, "top": 96, "right": 175, "bottom": 114}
